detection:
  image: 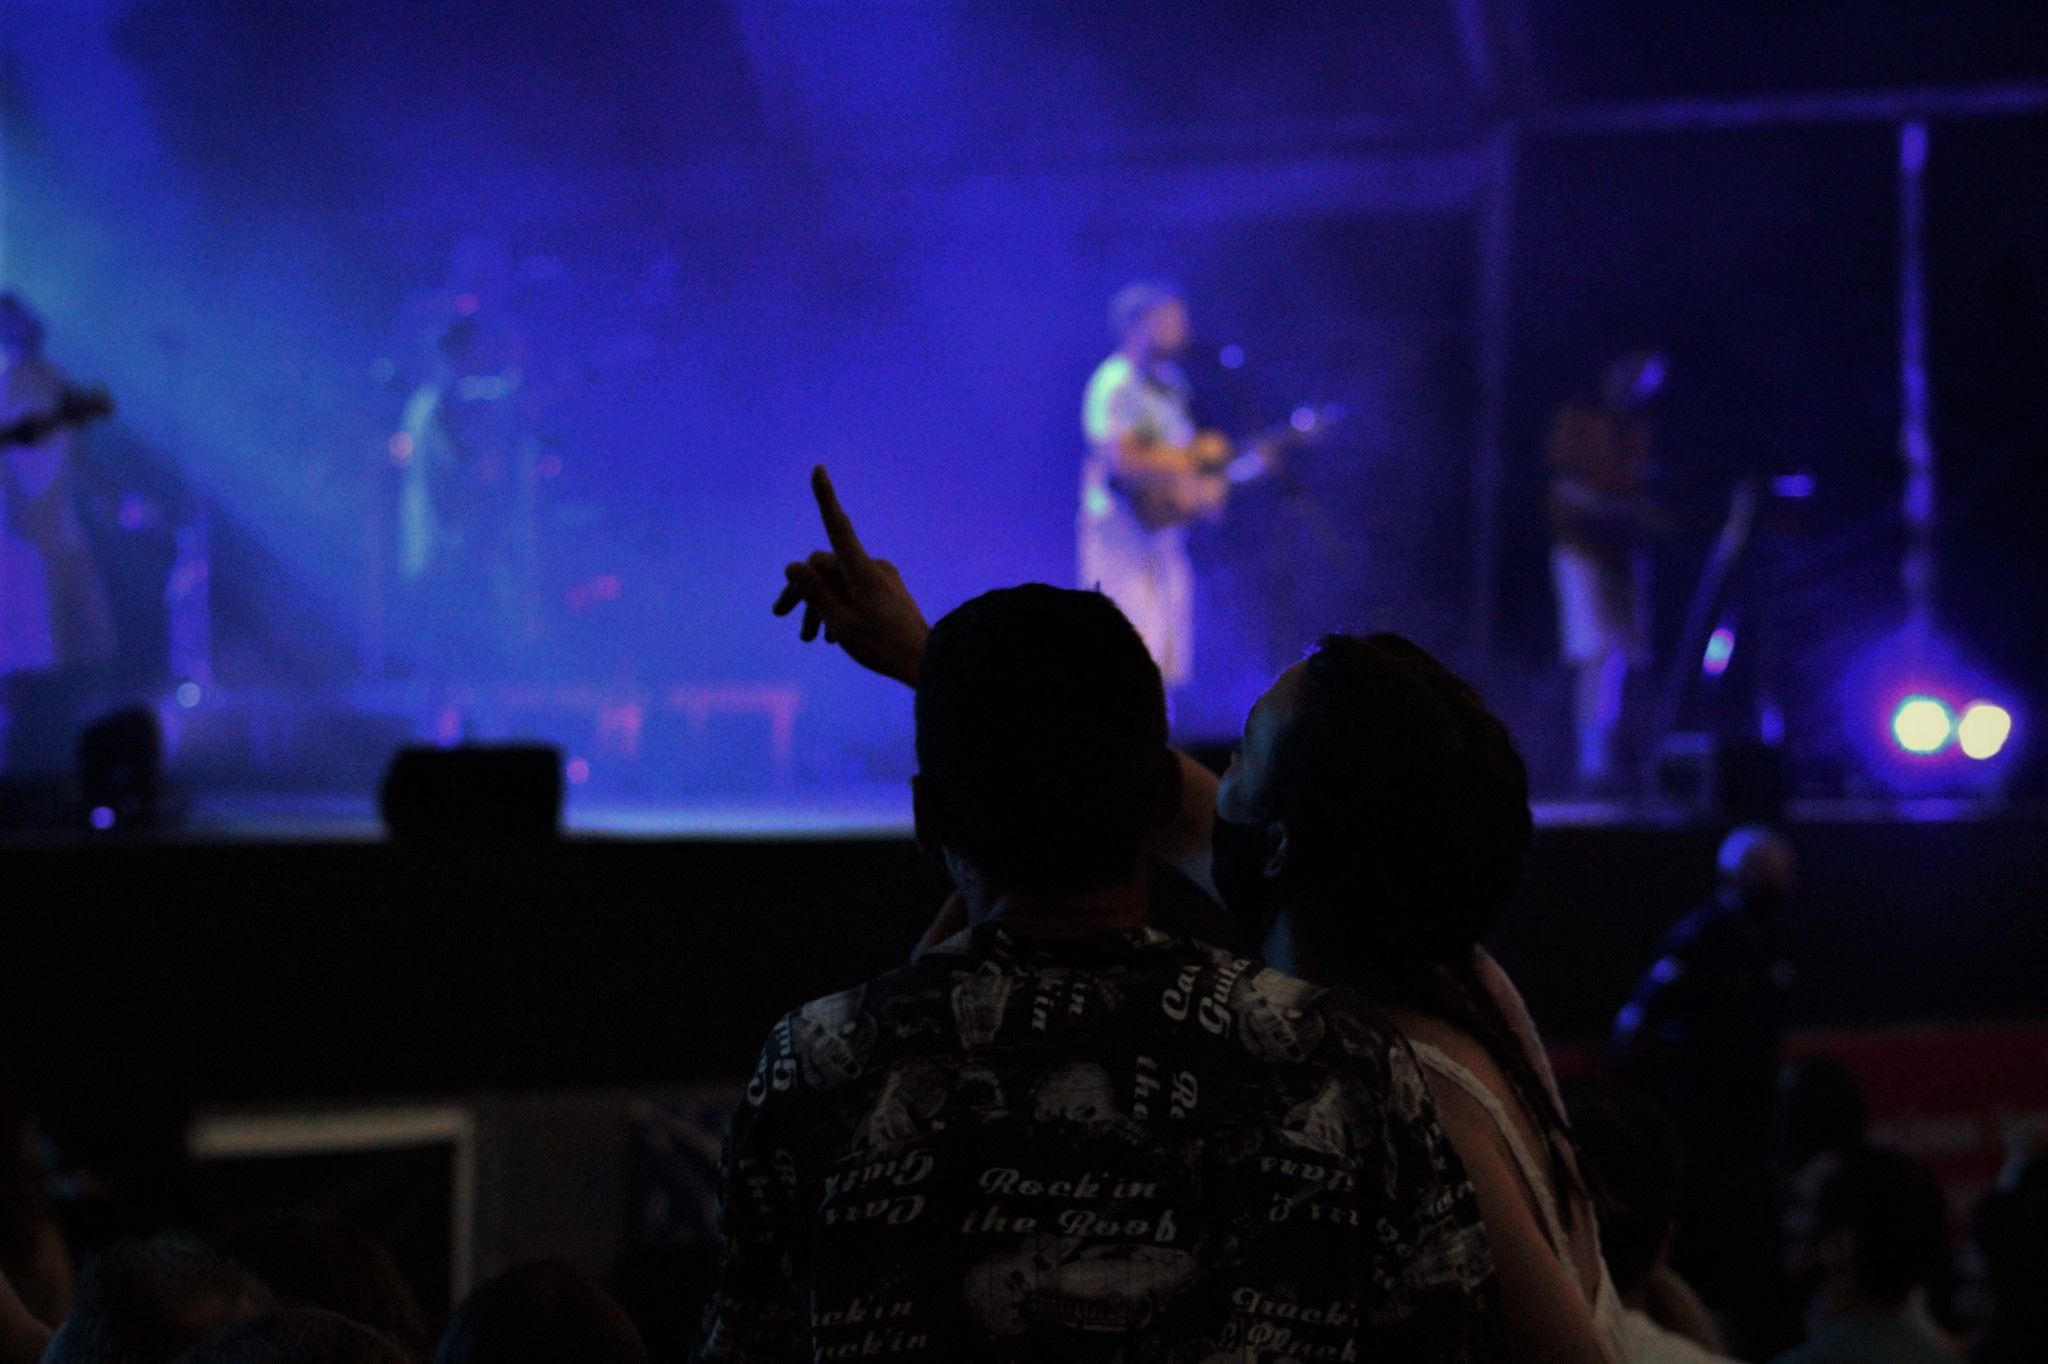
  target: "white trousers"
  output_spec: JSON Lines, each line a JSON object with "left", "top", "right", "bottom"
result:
{"left": 1080, "top": 509, "right": 1193, "bottom": 689}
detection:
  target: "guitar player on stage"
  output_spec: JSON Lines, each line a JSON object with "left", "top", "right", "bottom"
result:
{"left": 1548, "top": 346, "right": 1669, "bottom": 792}
{"left": 1080, "top": 281, "right": 1272, "bottom": 693}
{"left": 0, "top": 293, "right": 115, "bottom": 683}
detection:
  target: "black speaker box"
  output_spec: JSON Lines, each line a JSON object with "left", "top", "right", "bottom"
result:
{"left": 380, "top": 744, "right": 562, "bottom": 842}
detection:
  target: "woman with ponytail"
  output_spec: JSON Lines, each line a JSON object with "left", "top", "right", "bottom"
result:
{"left": 1192, "top": 633, "right": 1623, "bottom": 1364}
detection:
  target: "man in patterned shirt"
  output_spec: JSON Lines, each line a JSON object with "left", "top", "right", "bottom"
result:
{"left": 706, "top": 517, "right": 1500, "bottom": 1360}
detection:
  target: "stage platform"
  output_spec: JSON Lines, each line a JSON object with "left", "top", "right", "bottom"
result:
{"left": 3, "top": 789, "right": 2043, "bottom": 1112}
{"left": 128, "top": 787, "right": 2048, "bottom": 842}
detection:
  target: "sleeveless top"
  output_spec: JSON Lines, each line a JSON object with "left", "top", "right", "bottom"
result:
{"left": 1409, "top": 1038, "right": 1631, "bottom": 1362}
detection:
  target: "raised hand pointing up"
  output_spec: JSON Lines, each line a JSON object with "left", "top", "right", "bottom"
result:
{"left": 772, "top": 465, "right": 931, "bottom": 687}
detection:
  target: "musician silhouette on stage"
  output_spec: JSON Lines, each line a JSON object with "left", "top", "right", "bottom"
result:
{"left": 1548, "top": 348, "right": 1669, "bottom": 791}
{"left": 0, "top": 294, "right": 116, "bottom": 682}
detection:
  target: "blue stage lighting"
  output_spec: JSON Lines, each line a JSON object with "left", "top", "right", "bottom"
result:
{"left": 1890, "top": 696, "right": 1954, "bottom": 755}
{"left": 1956, "top": 703, "right": 2013, "bottom": 761}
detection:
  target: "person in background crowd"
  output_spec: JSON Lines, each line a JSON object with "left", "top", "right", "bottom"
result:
{"left": 607, "top": 1243, "right": 717, "bottom": 1364}
{"left": 41, "top": 1237, "right": 272, "bottom": 1364}
{"left": 42, "top": 1085, "right": 206, "bottom": 1265}
{"left": 1772, "top": 1147, "right": 1955, "bottom": 1364}
{"left": 1615, "top": 825, "right": 1799, "bottom": 1354}
{"left": 1615, "top": 825, "right": 1798, "bottom": 1181}
{"left": 0, "top": 1261, "right": 53, "bottom": 1364}
{"left": 1710, "top": 1055, "right": 1880, "bottom": 1361}
{"left": 1969, "top": 1141, "right": 2048, "bottom": 1363}
{"left": 1774, "top": 1056, "right": 1870, "bottom": 1182}
{"left": 0, "top": 1062, "right": 71, "bottom": 1334}
{"left": 174, "top": 1306, "right": 417, "bottom": 1363}
{"left": 436, "top": 1261, "right": 646, "bottom": 1364}
{"left": 771, "top": 467, "right": 1606, "bottom": 1362}
{"left": 221, "top": 1214, "right": 430, "bottom": 1355}
{"left": 1567, "top": 1080, "right": 1737, "bottom": 1364}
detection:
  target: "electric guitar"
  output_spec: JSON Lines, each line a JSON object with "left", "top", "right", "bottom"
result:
{"left": 1113, "top": 402, "right": 1346, "bottom": 532}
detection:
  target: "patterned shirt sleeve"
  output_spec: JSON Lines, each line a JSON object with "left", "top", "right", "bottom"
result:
{"left": 1367, "top": 1033, "right": 1509, "bottom": 1361}
{"left": 696, "top": 1024, "right": 811, "bottom": 1363}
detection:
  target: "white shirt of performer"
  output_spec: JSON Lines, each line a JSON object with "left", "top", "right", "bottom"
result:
{"left": 1080, "top": 353, "right": 1196, "bottom": 689}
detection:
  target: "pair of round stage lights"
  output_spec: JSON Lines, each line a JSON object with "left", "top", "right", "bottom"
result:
{"left": 1891, "top": 696, "right": 2014, "bottom": 760}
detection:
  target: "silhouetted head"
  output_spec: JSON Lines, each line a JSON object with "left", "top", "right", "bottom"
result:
{"left": 1717, "top": 824, "right": 1799, "bottom": 904}
{"left": 1795, "top": 1146, "right": 1949, "bottom": 1312}
{"left": 46, "top": 1237, "right": 272, "bottom": 1364}
{"left": 1213, "top": 633, "right": 1531, "bottom": 970}
{"left": 1775, "top": 1054, "right": 1869, "bottom": 1173}
{"left": 1109, "top": 281, "right": 1189, "bottom": 359}
{"left": 433, "top": 1261, "right": 644, "bottom": 1364}
{"left": 914, "top": 585, "right": 1173, "bottom": 904}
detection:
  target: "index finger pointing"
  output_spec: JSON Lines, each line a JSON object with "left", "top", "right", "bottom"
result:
{"left": 812, "top": 464, "right": 873, "bottom": 568}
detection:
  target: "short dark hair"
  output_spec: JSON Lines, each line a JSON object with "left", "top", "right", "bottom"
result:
{"left": 48, "top": 1237, "right": 273, "bottom": 1364}
{"left": 1566, "top": 1081, "right": 1687, "bottom": 1298}
{"left": 1814, "top": 1146, "right": 1949, "bottom": 1308}
{"left": 434, "top": 1261, "right": 645, "bottom": 1364}
{"left": 1108, "top": 280, "right": 1181, "bottom": 338}
{"left": 175, "top": 1308, "right": 415, "bottom": 1363}
{"left": 1273, "top": 633, "right": 1531, "bottom": 966}
{"left": 916, "top": 585, "right": 1168, "bottom": 896}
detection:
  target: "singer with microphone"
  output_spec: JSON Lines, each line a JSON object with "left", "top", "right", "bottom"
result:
{"left": 1079, "top": 282, "right": 1258, "bottom": 694}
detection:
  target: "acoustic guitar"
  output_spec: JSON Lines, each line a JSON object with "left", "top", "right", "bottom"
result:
{"left": 1112, "top": 402, "right": 1345, "bottom": 532}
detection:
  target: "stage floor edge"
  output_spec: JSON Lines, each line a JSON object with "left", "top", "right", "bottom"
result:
{"left": 84, "top": 789, "right": 2048, "bottom": 843}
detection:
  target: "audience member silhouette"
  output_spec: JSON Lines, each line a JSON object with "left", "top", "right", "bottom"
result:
{"left": 434, "top": 1261, "right": 645, "bottom": 1364}
{"left": 42, "top": 1237, "right": 272, "bottom": 1364}
{"left": 221, "top": 1215, "right": 429, "bottom": 1354}
{"left": 718, "top": 564, "right": 1504, "bottom": 1359}
{"left": 1772, "top": 1146, "right": 1953, "bottom": 1364}
{"left": 770, "top": 469, "right": 1588, "bottom": 1361}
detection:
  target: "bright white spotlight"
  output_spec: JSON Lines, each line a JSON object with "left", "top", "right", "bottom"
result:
{"left": 1956, "top": 703, "right": 2013, "bottom": 760}
{"left": 1890, "top": 696, "right": 1953, "bottom": 755}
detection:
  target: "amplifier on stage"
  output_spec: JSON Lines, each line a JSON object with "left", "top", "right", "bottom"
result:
{"left": 379, "top": 744, "right": 562, "bottom": 843}
{"left": 1652, "top": 733, "right": 1787, "bottom": 821}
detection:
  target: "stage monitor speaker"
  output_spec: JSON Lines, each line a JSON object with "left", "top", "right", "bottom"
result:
{"left": 380, "top": 744, "right": 562, "bottom": 843}
{"left": 1652, "top": 734, "right": 1786, "bottom": 821}
{"left": 78, "top": 705, "right": 165, "bottom": 831}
